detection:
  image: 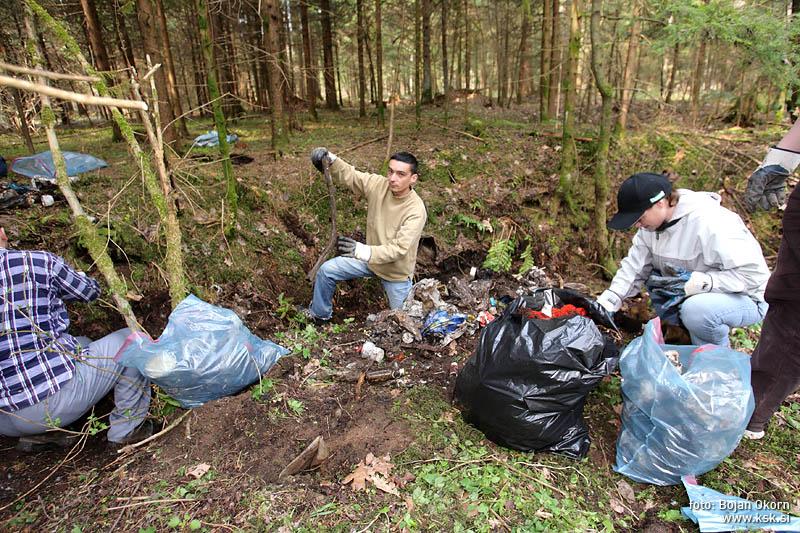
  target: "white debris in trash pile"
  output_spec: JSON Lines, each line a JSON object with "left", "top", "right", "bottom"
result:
{"left": 361, "top": 341, "right": 385, "bottom": 363}
{"left": 664, "top": 350, "right": 682, "bottom": 374}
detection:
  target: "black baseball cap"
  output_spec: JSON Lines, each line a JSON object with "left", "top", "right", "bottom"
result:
{"left": 607, "top": 173, "right": 673, "bottom": 230}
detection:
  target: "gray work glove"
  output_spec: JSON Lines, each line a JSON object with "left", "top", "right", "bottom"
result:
{"left": 310, "top": 147, "right": 337, "bottom": 173}
{"left": 744, "top": 146, "right": 800, "bottom": 212}
{"left": 337, "top": 236, "right": 371, "bottom": 262}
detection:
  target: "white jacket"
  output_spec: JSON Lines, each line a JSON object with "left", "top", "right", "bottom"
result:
{"left": 599, "top": 190, "right": 770, "bottom": 312}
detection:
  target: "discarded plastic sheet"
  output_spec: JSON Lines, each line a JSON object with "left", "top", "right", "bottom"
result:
{"left": 192, "top": 130, "right": 239, "bottom": 147}
{"left": 614, "top": 318, "right": 754, "bottom": 485}
{"left": 116, "top": 294, "right": 289, "bottom": 408}
{"left": 455, "top": 288, "right": 620, "bottom": 459}
{"left": 10, "top": 151, "right": 108, "bottom": 181}
{"left": 680, "top": 476, "right": 800, "bottom": 532}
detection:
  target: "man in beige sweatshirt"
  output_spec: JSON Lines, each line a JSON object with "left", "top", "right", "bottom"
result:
{"left": 299, "top": 148, "right": 427, "bottom": 325}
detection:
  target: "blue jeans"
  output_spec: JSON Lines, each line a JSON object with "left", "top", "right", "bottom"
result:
{"left": 649, "top": 290, "right": 768, "bottom": 347}
{"left": 0, "top": 329, "right": 151, "bottom": 442}
{"left": 310, "top": 256, "right": 412, "bottom": 320}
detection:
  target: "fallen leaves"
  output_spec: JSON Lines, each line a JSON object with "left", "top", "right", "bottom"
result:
{"left": 342, "top": 453, "right": 400, "bottom": 496}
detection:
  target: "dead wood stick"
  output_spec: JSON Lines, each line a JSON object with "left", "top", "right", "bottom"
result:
{"left": 340, "top": 134, "right": 389, "bottom": 155}
{"left": 0, "top": 61, "right": 101, "bottom": 82}
{"left": 105, "top": 498, "right": 197, "bottom": 511}
{"left": 307, "top": 157, "right": 338, "bottom": 282}
{"left": 116, "top": 410, "right": 191, "bottom": 454}
{"left": 422, "top": 118, "right": 488, "bottom": 143}
{"left": 0, "top": 74, "right": 147, "bottom": 111}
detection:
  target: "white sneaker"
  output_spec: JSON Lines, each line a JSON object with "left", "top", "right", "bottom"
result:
{"left": 743, "top": 429, "right": 765, "bottom": 440}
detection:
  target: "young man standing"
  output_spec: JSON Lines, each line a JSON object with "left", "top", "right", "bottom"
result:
{"left": 299, "top": 148, "right": 427, "bottom": 325}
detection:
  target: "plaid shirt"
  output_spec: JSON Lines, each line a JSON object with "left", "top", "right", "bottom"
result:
{"left": 0, "top": 249, "right": 100, "bottom": 411}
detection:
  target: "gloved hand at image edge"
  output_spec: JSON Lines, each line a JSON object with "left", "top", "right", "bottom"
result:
{"left": 744, "top": 146, "right": 800, "bottom": 212}
{"left": 684, "top": 271, "right": 713, "bottom": 297}
{"left": 310, "top": 147, "right": 338, "bottom": 173}
{"left": 596, "top": 290, "right": 622, "bottom": 314}
{"left": 337, "top": 235, "right": 371, "bottom": 262}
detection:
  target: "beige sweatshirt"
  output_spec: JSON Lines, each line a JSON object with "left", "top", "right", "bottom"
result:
{"left": 329, "top": 158, "right": 427, "bottom": 282}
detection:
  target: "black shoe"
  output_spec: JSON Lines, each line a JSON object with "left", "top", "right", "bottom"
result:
{"left": 295, "top": 306, "right": 330, "bottom": 326}
{"left": 16, "top": 432, "right": 79, "bottom": 453}
{"left": 108, "top": 420, "right": 154, "bottom": 450}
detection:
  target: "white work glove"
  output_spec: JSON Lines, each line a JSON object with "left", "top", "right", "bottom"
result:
{"left": 337, "top": 236, "right": 372, "bottom": 262}
{"left": 596, "top": 290, "right": 622, "bottom": 314}
{"left": 684, "top": 271, "right": 713, "bottom": 297}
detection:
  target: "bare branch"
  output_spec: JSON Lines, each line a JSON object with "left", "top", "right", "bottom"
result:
{"left": 0, "top": 74, "right": 147, "bottom": 111}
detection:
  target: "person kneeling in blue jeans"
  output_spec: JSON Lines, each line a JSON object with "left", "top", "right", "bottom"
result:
{"left": 299, "top": 149, "right": 427, "bottom": 325}
{"left": 597, "top": 173, "right": 769, "bottom": 347}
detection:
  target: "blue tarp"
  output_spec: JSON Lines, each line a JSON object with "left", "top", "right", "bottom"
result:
{"left": 192, "top": 131, "right": 239, "bottom": 147}
{"left": 10, "top": 151, "right": 108, "bottom": 180}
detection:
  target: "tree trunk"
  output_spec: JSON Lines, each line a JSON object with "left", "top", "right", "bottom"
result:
{"left": 547, "top": 0, "right": 560, "bottom": 120}
{"left": 664, "top": 42, "right": 679, "bottom": 105}
{"left": 80, "top": 0, "right": 123, "bottom": 141}
{"left": 300, "top": 0, "right": 317, "bottom": 120}
{"left": 154, "top": 0, "right": 189, "bottom": 137}
{"left": 135, "top": 0, "right": 178, "bottom": 148}
{"left": 414, "top": 0, "right": 422, "bottom": 128}
{"left": 463, "top": 0, "right": 470, "bottom": 92}
{"left": 516, "top": 1, "right": 531, "bottom": 105}
{"left": 552, "top": 0, "right": 581, "bottom": 219}
{"left": 356, "top": 0, "right": 367, "bottom": 117}
{"left": 589, "top": 0, "right": 616, "bottom": 276}
{"left": 197, "top": 0, "right": 237, "bottom": 235}
{"left": 262, "top": 0, "right": 289, "bottom": 148}
{"left": 540, "top": 0, "right": 552, "bottom": 120}
{"left": 422, "top": 0, "right": 432, "bottom": 104}
{"left": 112, "top": 0, "right": 136, "bottom": 71}
{"left": 613, "top": 1, "right": 641, "bottom": 138}
{"left": 278, "top": 3, "right": 296, "bottom": 130}
{"left": 375, "top": 0, "right": 384, "bottom": 126}
{"left": 320, "top": 0, "right": 338, "bottom": 110}
{"left": 187, "top": 0, "right": 209, "bottom": 116}
{"left": 442, "top": 0, "right": 449, "bottom": 122}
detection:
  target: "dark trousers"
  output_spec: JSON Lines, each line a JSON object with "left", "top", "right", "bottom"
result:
{"left": 747, "top": 300, "right": 800, "bottom": 431}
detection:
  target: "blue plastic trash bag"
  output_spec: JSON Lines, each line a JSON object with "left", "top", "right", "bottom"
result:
{"left": 192, "top": 130, "right": 239, "bottom": 147}
{"left": 115, "top": 295, "right": 289, "bottom": 408}
{"left": 10, "top": 151, "right": 108, "bottom": 180}
{"left": 614, "top": 318, "right": 754, "bottom": 485}
{"left": 645, "top": 264, "right": 692, "bottom": 318}
{"left": 680, "top": 476, "right": 800, "bottom": 532}
{"left": 421, "top": 310, "right": 468, "bottom": 338}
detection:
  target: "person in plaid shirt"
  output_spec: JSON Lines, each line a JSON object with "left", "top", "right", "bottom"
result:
{"left": 0, "top": 227, "right": 151, "bottom": 451}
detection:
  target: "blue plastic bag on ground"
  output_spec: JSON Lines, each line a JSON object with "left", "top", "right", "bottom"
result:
{"left": 614, "top": 318, "right": 754, "bottom": 485}
{"left": 192, "top": 130, "right": 239, "bottom": 147}
{"left": 10, "top": 151, "right": 108, "bottom": 180}
{"left": 115, "top": 295, "right": 289, "bottom": 408}
{"left": 681, "top": 475, "right": 800, "bottom": 532}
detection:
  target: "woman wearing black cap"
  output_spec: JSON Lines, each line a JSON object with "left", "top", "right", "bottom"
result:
{"left": 596, "top": 172, "right": 770, "bottom": 348}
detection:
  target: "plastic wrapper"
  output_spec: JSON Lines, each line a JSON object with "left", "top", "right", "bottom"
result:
{"left": 455, "top": 288, "right": 620, "bottom": 459}
{"left": 10, "top": 151, "right": 108, "bottom": 180}
{"left": 680, "top": 476, "right": 800, "bottom": 532}
{"left": 645, "top": 264, "right": 691, "bottom": 318}
{"left": 614, "top": 318, "right": 754, "bottom": 486}
{"left": 116, "top": 295, "right": 289, "bottom": 408}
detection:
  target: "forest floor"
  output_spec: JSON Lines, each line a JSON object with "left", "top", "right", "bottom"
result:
{"left": 0, "top": 103, "right": 798, "bottom": 532}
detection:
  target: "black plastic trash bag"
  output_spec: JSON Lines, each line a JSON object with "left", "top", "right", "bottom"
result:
{"left": 455, "top": 288, "right": 620, "bottom": 459}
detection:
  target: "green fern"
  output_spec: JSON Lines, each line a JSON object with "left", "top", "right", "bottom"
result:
{"left": 455, "top": 213, "right": 490, "bottom": 232}
{"left": 518, "top": 242, "right": 535, "bottom": 275}
{"left": 483, "top": 237, "right": 515, "bottom": 272}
